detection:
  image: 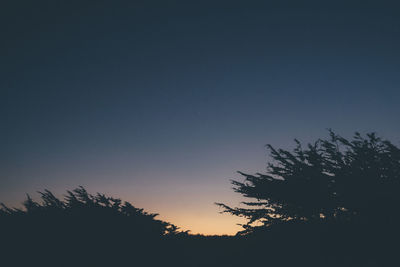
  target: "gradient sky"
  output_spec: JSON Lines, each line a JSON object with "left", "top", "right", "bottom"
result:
{"left": 1, "top": 1, "right": 400, "bottom": 235}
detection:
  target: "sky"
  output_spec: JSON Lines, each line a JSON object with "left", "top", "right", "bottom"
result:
{"left": 1, "top": 0, "right": 400, "bottom": 235}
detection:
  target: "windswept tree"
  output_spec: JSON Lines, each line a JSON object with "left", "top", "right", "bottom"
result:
{"left": 0, "top": 187, "right": 184, "bottom": 266}
{"left": 217, "top": 131, "right": 400, "bottom": 233}
{"left": 0, "top": 186, "right": 182, "bottom": 251}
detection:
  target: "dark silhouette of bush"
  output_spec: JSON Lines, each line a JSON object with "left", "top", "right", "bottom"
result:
{"left": 0, "top": 187, "right": 244, "bottom": 267}
{"left": 2, "top": 131, "right": 399, "bottom": 267}
{"left": 0, "top": 187, "right": 180, "bottom": 266}
{"left": 1, "top": 186, "right": 178, "bottom": 235}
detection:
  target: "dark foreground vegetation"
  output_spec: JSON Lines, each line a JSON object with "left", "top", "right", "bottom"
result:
{"left": 1, "top": 131, "right": 399, "bottom": 266}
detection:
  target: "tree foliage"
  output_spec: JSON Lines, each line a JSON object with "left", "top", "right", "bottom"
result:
{"left": 217, "top": 130, "right": 400, "bottom": 232}
{"left": 0, "top": 186, "right": 179, "bottom": 236}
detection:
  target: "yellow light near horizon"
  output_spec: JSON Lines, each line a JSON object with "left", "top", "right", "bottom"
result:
{"left": 158, "top": 212, "right": 247, "bottom": 236}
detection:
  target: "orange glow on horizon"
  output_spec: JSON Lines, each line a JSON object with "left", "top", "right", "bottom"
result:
{"left": 157, "top": 211, "right": 247, "bottom": 236}
{"left": 2, "top": 183, "right": 249, "bottom": 236}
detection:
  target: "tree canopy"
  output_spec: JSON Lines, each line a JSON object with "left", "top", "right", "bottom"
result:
{"left": 217, "top": 130, "right": 400, "bottom": 233}
{"left": 0, "top": 186, "right": 179, "bottom": 237}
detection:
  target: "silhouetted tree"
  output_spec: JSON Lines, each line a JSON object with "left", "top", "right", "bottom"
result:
{"left": 0, "top": 187, "right": 185, "bottom": 267}
{"left": 217, "top": 130, "right": 400, "bottom": 233}
{"left": 0, "top": 186, "right": 179, "bottom": 236}
{"left": 0, "top": 187, "right": 242, "bottom": 267}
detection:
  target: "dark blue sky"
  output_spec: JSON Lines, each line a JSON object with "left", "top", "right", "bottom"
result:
{"left": 1, "top": 0, "right": 400, "bottom": 234}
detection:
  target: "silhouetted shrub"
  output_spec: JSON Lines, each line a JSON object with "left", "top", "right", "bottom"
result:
{"left": 0, "top": 187, "right": 180, "bottom": 266}
{"left": 1, "top": 186, "right": 178, "bottom": 236}
{"left": 2, "top": 131, "right": 399, "bottom": 267}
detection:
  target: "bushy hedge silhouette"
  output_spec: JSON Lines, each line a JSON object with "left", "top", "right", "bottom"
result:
{"left": 1, "top": 186, "right": 177, "bottom": 236}
{"left": 2, "top": 131, "right": 399, "bottom": 266}
{"left": 0, "top": 187, "right": 241, "bottom": 267}
{"left": 0, "top": 187, "right": 180, "bottom": 266}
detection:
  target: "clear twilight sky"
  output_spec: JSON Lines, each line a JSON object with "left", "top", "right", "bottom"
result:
{"left": 1, "top": 1, "right": 400, "bottom": 235}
